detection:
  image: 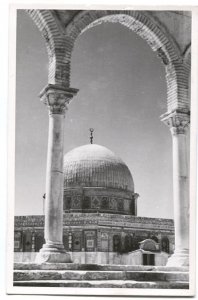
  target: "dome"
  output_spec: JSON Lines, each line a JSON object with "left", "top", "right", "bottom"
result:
{"left": 63, "top": 144, "right": 134, "bottom": 192}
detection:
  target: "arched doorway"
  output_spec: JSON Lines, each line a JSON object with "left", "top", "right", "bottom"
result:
{"left": 161, "top": 237, "right": 170, "bottom": 253}
{"left": 113, "top": 235, "right": 121, "bottom": 252}
{"left": 35, "top": 233, "right": 44, "bottom": 252}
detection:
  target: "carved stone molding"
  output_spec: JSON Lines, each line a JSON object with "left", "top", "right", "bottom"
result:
{"left": 161, "top": 109, "right": 190, "bottom": 135}
{"left": 40, "top": 84, "right": 78, "bottom": 115}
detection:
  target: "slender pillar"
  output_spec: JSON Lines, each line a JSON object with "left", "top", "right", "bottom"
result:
{"left": 36, "top": 84, "right": 78, "bottom": 263}
{"left": 161, "top": 109, "right": 190, "bottom": 267}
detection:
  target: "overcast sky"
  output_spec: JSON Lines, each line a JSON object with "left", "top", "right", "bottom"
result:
{"left": 15, "top": 10, "right": 174, "bottom": 218}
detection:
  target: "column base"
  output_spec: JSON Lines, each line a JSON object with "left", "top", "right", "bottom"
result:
{"left": 166, "top": 249, "right": 189, "bottom": 267}
{"left": 35, "top": 242, "right": 72, "bottom": 264}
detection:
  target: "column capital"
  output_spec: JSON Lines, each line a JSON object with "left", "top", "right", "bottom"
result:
{"left": 40, "top": 84, "right": 79, "bottom": 115}
{"left": 160, "top": 109, "right": 190, "bottom": 135}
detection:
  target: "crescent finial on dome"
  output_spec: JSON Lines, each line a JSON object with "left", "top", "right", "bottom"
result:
{"left": 89, "top": 128, "right": 94, "bottom": 144}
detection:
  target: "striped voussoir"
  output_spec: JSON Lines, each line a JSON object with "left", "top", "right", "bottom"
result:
{"left": 27, "top": 10, "right": 190, "bottom": 112}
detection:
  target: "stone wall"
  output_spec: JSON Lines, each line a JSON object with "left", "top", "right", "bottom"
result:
{"left": 14, "top": 251, "right": 168, "bottom": 266}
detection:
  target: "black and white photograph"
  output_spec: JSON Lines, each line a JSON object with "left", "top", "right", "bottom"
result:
{"left": 5, "top": 5, "right": 197, "bottom": 297}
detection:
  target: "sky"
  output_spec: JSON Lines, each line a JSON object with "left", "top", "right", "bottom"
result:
{"left": 15, "top": 10, "right": 173, "bottom": 218}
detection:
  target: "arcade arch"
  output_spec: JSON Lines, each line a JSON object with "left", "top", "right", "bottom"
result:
{"left": 27, "top": 10, "right": 190, "bottom": 267}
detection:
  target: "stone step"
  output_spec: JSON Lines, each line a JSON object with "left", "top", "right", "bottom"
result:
{"left": 14, "top": 262, "right": 189, "bottom": 272}
{"left": 14, "top": 270, "right": 189, "bottom": 282}
{"left": 13, "top": 280, "right": 189, "bottom": 289}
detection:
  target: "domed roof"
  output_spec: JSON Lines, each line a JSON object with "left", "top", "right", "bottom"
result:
{"left": 63, "top": 144, "right": 134, "bottom": 192}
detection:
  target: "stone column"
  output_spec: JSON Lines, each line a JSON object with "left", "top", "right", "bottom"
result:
{"left": 36, "top": 84, "right": 78, "bottom": 263}
{"left": 134, "top": 193, "right": 139, "bottom": 216}
{"left": 161, "top": 109, "right": 190, "bottom": 267}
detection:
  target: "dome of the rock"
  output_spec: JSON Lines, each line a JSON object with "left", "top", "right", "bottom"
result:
{"left": 63, "top": 144, "right": 137, "bottom": 215}
{"left": 63, "top": 144, "right": 134, "bottom": 192}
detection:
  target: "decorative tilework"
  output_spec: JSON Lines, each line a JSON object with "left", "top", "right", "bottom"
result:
{"left": 109, "top": 197, "right": 117, "bottom": 210}
{"left": 73, "top": 232, "right": 81, "bottom": 251}
{"left": 101, "top": 197, "right": 109, "bottom": 209}
{"left": 91, "top": 196, "right": 100, "bottom": 209}
{"left": 117, "top": 198, "right": 124, "bottom": 210}
{"left": 72, "top": 196, "right": 81, "bottom": 209}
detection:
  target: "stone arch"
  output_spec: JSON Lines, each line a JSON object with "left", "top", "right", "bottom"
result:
{"left": 183, "top": 44, "right": 191, "bottom": 70}
{"left": 66, "top": 11, "right": 181, "bottom": 58}
{"left": 27, "top": 10, "right": 190, "bottom": 112}
{"left": 183, "top": 44, "right": 191, "bottom": 100}
{"left": 24, "top": 10, "right": 191, "bottom": 266}
{"left": 27, "top": 10, "right": 71, "bottom": 86}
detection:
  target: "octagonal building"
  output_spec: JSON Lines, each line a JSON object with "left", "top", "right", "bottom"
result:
{"left": 14, "top": 143, "right": 174, "bottom": 265}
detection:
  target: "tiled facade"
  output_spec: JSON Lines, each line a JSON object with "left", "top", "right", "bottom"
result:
{"left": 14, "top": 213, "right": 174, "bottom": 256}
